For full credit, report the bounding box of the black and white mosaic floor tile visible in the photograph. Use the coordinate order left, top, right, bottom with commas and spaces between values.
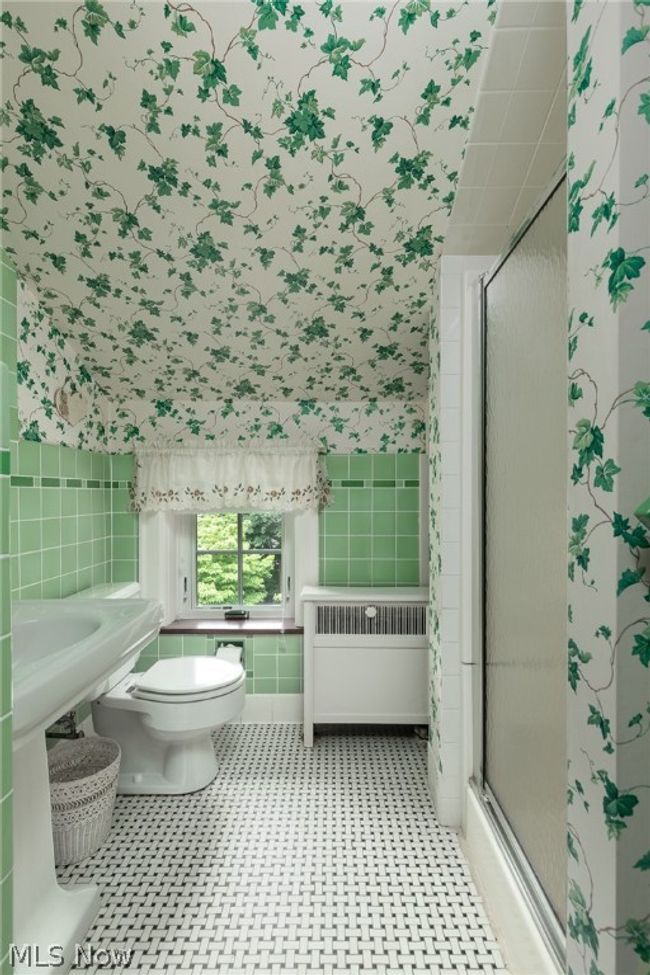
58, 724, 508, 975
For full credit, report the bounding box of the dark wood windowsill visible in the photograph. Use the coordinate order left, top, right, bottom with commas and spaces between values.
161, 618, 303, 636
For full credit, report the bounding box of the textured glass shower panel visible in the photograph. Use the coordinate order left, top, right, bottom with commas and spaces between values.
484, 185, 567, 926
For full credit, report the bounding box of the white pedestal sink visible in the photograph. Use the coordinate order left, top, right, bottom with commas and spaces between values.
12, 598, 161, 975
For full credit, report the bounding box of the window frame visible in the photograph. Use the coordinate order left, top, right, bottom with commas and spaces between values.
179, 512, 294, 620
194, 512, 283, 612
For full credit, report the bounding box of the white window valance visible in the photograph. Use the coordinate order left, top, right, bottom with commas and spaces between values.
131, 447, 329, 513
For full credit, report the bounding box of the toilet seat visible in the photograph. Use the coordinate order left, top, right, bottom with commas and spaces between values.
131, 656, 245, 703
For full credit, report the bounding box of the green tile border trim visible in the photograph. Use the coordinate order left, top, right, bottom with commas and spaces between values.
0, 453, 8, 477
11, 476, 131, 490
329, 478, 419, 489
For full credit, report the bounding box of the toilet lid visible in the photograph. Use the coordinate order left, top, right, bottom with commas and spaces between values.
132, 656, 244, 698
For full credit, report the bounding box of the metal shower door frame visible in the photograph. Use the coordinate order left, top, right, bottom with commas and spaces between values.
474, 173, 568, 972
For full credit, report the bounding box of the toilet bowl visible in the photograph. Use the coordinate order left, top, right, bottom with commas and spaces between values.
70, 584, 246, 795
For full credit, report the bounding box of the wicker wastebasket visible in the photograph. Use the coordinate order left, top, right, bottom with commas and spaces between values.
48, 737, 121, 865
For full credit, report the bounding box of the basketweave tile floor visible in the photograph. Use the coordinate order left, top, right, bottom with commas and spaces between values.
58, 724, 508, 975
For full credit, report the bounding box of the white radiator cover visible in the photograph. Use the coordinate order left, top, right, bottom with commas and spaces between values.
301, 586, 429, 746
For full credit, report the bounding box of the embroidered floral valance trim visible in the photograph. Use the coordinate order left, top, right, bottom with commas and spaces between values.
131, 447, 329, 513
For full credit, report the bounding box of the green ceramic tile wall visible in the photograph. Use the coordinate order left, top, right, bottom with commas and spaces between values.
9, 446, 137, 732
0, 254, 15, 973
9, 445, 138, 599
110, 453, 138, 584
10, 442, 111, 599
320, 453, 422, 586
136, 633, 303, 695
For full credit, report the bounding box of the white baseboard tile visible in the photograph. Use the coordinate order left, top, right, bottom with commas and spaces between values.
427, 740, 438, 798
436, 794, 462, 827
427, 743, 462, 828
240, 694, 303, 723
461, 788, 561, 975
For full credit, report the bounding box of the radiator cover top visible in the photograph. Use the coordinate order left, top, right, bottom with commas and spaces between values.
315, 603, 427, 637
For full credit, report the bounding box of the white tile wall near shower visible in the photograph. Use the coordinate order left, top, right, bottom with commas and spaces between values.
437, 257, 464, 826
441, 574, 461, 609
441, 408, 461, 443
442, 474, 460, 509
435, 255, 494, 828
442, 506, 461, 543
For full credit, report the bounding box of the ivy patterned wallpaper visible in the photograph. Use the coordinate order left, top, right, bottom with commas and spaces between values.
17, 283, 108, 450
1, 0, 496, 451
426, 267, 442, 802
108, 394, 426, 451
17, 274, 425, 449
16, 274, 426, 450
566, 2, 649, 974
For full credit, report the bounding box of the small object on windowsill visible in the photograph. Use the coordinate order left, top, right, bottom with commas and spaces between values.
224, 609, 250, 621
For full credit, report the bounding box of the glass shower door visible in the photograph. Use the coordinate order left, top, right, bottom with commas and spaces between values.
482, 180, 567, 937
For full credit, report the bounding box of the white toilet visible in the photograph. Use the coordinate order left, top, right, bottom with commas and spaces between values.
71, 584, 246, 795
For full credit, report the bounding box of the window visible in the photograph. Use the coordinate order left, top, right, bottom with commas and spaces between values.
194, 512, 283, 610
141, 508, 315, 624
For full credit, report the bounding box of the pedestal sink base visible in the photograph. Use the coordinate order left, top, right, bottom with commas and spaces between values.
13, 734, 100, 975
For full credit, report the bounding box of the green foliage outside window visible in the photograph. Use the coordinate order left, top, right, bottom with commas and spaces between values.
196, 512, 282, 607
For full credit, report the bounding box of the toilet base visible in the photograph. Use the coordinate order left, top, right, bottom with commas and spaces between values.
113, 732, 219, 795
116, 763, 216, 795
92, 703, 222, 795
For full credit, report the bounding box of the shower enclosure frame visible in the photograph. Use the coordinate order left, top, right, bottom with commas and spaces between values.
474, 173, 567, 973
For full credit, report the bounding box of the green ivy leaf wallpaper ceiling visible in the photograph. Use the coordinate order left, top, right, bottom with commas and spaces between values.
1, 0, 495, 451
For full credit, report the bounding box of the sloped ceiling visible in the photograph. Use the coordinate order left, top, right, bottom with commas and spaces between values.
1, 0, 496, 403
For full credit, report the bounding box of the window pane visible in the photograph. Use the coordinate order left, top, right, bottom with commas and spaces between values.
242, 513, 282, 551
242, 553, 281, 605
196, 553, 239, 606
196, 513, 238, 552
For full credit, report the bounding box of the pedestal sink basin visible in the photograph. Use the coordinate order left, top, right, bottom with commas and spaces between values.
13, 598, 161, 743
12, 597, 162, 975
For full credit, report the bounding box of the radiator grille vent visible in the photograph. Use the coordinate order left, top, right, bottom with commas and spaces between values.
316, 604, 427, 636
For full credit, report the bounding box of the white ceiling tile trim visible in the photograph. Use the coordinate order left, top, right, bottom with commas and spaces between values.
446, 2, 567, 255
480, 29, 529, 91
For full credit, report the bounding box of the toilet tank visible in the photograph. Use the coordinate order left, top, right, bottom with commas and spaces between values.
68, 581, 150, 692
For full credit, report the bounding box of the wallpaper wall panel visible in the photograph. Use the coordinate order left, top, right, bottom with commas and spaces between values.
566, 3, 650, 973
1, 0, 497, 446
427, 265, 443, 813
107, 396, 427, 452
17, 280, 427, 451
17, 284, 108, 451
